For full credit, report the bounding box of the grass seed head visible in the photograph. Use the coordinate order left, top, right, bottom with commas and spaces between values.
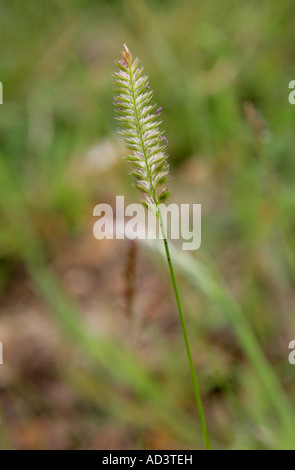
113, 45, 170, 208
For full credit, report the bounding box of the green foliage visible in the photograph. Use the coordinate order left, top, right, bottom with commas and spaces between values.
1, 0, 295, 450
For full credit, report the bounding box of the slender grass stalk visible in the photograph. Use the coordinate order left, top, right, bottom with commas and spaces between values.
113, 44, 210, 449
157, 210, 211, 450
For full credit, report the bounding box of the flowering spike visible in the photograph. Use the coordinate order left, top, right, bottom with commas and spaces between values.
113, 46, 211, 452
113, 45, 170, 207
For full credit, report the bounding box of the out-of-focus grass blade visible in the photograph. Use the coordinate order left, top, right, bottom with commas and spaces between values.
144, 237, 295, 448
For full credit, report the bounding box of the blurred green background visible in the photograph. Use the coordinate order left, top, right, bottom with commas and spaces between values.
0, 0, 295, 450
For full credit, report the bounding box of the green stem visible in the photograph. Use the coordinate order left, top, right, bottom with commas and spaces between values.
127, 59, 210, 449
157, 207, 211, 450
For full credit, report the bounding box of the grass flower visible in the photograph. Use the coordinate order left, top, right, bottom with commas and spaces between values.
113, 44, 211, 450
113, 44, 170, 209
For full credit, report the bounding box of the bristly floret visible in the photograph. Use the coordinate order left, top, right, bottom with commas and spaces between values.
113, 44, 170, 208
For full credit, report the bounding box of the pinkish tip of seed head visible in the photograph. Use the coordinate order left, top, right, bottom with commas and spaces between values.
122, 44, 132, 66
156, 106, 162, 115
